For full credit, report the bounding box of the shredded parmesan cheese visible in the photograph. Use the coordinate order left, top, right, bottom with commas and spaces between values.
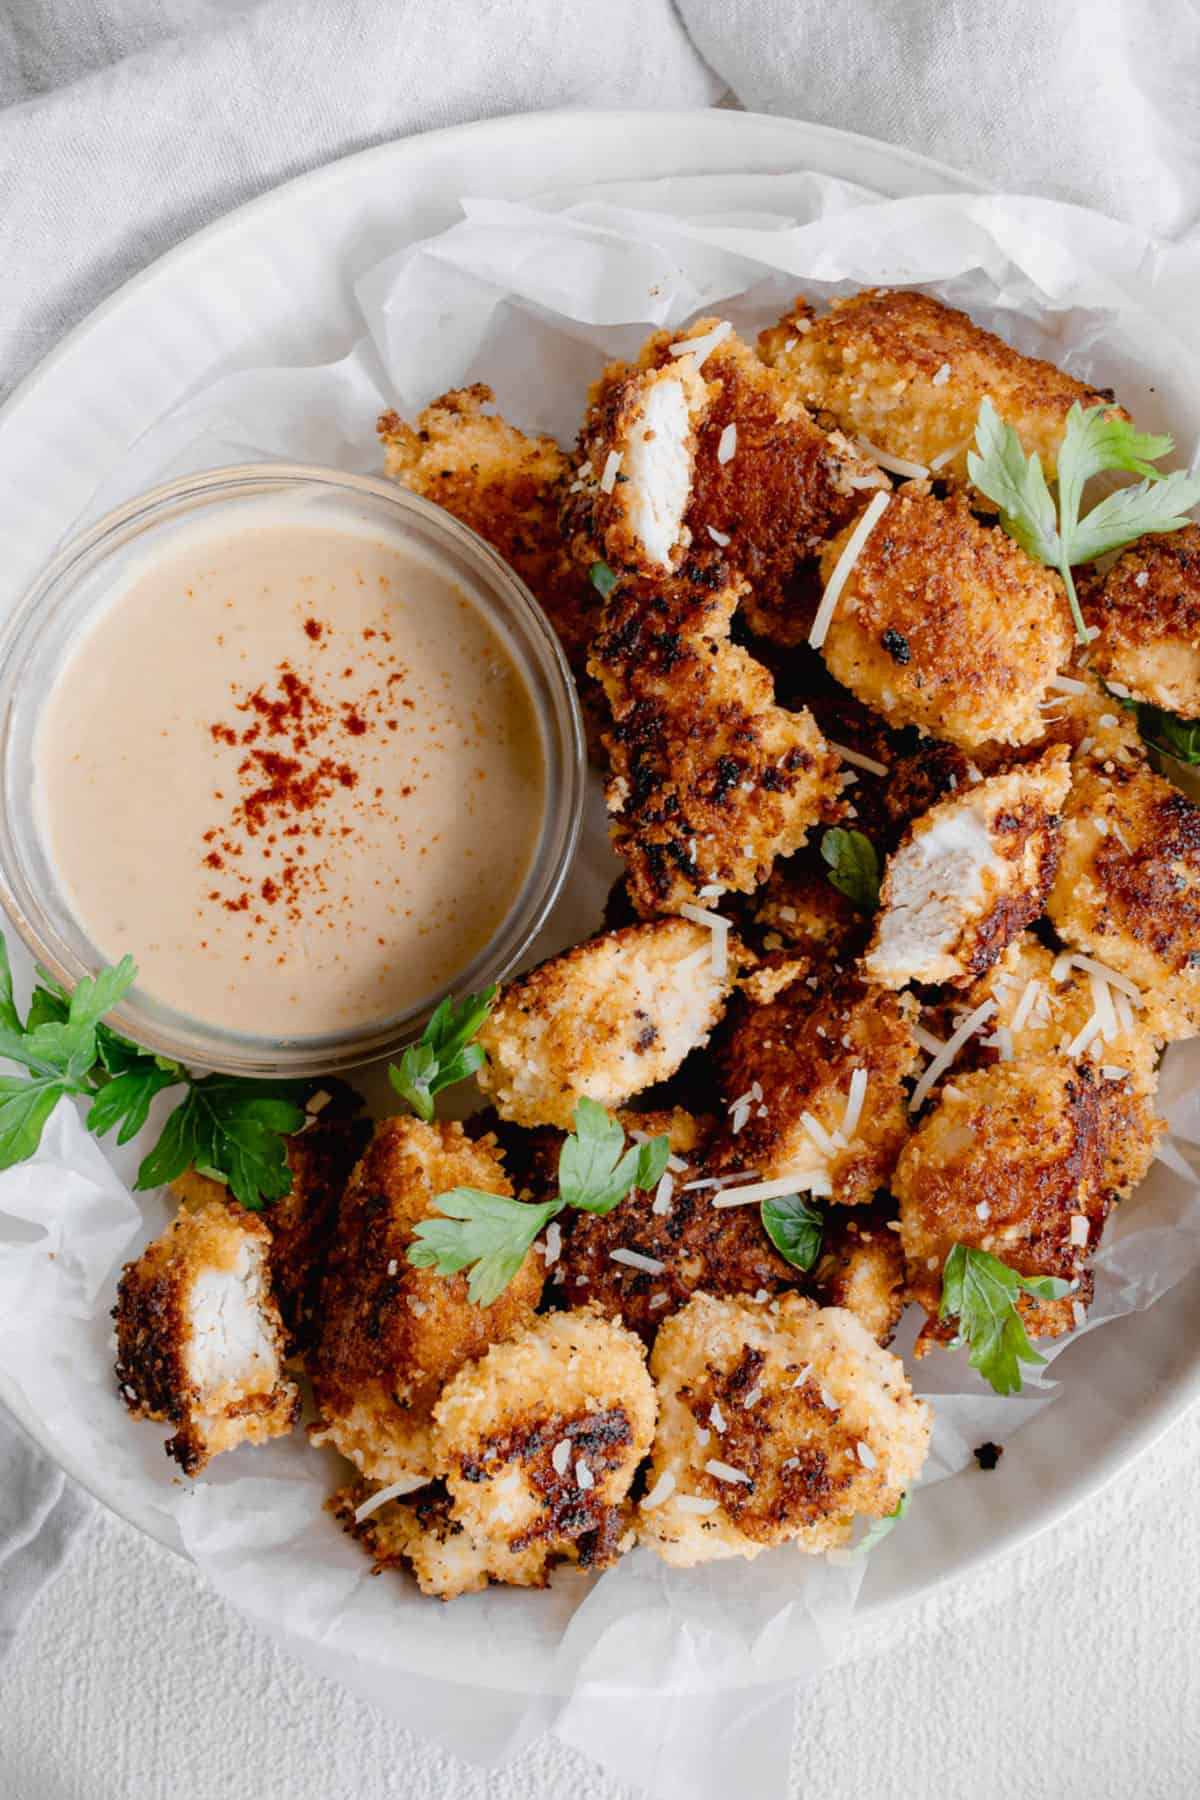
1010, 978, 1042, 1033
1070, 954, 1142, 1002
841, 1067, 868, 1141
711, 1170, 834, 1208
800, 1111, 839, 1158
809, 490, 891, 650
668, 319, 732, 367
717, 422, 737, 464
909, 1000, 997, 1112
652, 1172, 675, 1216
640, 1470, 676, 1511
705, 1458, 750, 1485
707, 525, 731, 547
679, 901, 730, 979
610, 1248, 666, 1275
1069, 1214, 1090, 1247
353, 1474, 429, 1523
675, 1494, 719, 1515
599, 449, 622, 494
826, 739, 889, 778
854, 435, 929, 478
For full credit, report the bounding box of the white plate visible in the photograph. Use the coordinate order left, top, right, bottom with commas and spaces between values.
0, 107, 1195, 1631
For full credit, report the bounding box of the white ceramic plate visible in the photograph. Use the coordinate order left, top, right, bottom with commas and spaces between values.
1, 108, 1196, 1628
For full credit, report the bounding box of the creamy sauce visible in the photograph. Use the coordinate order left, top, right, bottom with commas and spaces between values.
35, 518, 546, 1038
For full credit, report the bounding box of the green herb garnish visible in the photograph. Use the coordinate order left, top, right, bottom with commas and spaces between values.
1117, 698, 1200, 766
407, 1096, 671, 1304
761, 1193, 824, 1272
820, 827, 880, 911
855, 1490, 910, 1556
389, 986, 497, 1122
135, 1076, 308, 1211
967, 397, 1200, 645
939, 1243, 1072, 1395
589, 559, 619, 600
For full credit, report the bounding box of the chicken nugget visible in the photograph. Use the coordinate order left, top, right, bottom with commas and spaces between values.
639, 1293, 930, 1565
714, 974, 920, 1200
591, 569, 844, 912
760, 289, 1124, 488
114, 1195, 299, 1475
865, 747, 1070, 989
1080, 524, 1200, 718
818, 489, 1073, 749
308, 1119, 542, 1481
894, 1057, 1108, 1349
475, 920, 744, 1129
746, 846, 869, 980
811, 1200, 908, 1346
332, 1484, 493, 1600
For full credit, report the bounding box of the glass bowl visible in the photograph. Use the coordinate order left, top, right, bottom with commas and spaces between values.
0, 465, 585, 1076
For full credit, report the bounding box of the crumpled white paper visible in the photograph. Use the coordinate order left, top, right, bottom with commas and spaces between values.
5, 170, 1200, 1800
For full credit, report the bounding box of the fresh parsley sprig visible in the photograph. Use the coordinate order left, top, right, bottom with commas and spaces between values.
940, 1243, 1071, 1395
389, 987, 497, 1123
967, 397, 1200, 645
407, 1096, 671, 1305
855, 1490, 910, 1557
589, 560, 619, 600
821, 827, 880, 912
1114, 696, 1200, 766
761, 1193, 824, 1272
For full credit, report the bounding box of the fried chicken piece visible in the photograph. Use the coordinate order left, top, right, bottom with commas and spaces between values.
171, 1082, 368, 1353
332, 1484, 494, 1600
811, 1201, 908, 1346
475, 919, 745, 1129
378, 386, 604, 747
747, 845, 868, 978
1080, 525, 1200, 717
865, 747, 1070, 989
114, 1196, 299, 1475
639, 1293, 930, 1565
308, 1119, 542, 1481
552, 1110, 797, 1341
894, 1057, 1108, 1350
759, 289, 1125, 488
403, 1308, 656, 1595
714, 975, 920, 1200
590, 569, 843, 912
818, 488, 1074, 749
563, 321, 886, 647
964, 934, 1164, 1198
1046, 733, 1200, 1039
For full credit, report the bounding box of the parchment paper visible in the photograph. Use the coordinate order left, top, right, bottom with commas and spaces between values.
4, 171, 1200, 1800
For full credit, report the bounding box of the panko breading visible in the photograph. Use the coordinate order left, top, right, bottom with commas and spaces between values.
475, 919, 744, 1129
1046, 735, 1200, 1039
894, 1058, 1108, 1349
715, 975, 920, 1199
308, 1119, 542, 1481
818, 489, 1074, 749
639, 1294, 930, 1565
114, 1196, 298, 1475
759, 289, 1124, 488
564, 321, 886, 646
590, 569, 844, 912
422, 1308, 656, 1594
965, 934, 1164, 1198
378, 386, 603, 743
865, 748, 1070, 989
333, 1485, 494, 1600
171, 1082, 368, 1353
811, 1201, 908, 1346
747, 846, 869, 978
1080, 525, 1200, 716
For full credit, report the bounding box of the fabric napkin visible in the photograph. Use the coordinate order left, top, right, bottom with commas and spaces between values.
3, 0, 1199, 1673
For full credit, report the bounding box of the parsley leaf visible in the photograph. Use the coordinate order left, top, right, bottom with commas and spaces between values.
967, 397, 1200, 645
408, 1188, 563, 1306
407, 1099, 672, 1301
389, 986, 497, 1122
1125, 701, 1200, 765
589, 560, 618, 600
135, 1076, 308, 1212
855, 1490, 910, 1556
761, 1193, 824, 1272
821, 827, 880, 911
939, 1243, 1071, 1395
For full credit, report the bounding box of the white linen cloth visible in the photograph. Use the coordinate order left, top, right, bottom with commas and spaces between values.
2, 0, 1199, 1688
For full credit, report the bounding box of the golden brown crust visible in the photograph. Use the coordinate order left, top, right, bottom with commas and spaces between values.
759, 288, 1125, 487
819, 488, 1074, 749
812, 1201, 908, 1346
308, 1118, 543, 1480
590, 568, 844, 912
746, 845, 869, 977
1081, 525, 1200, 716
714, 974, 921, 1198
894, 1057, 1108, 1347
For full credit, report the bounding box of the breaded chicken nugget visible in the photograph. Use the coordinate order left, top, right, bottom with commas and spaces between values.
114, 1196, 299, 1475
760, 289, 1124, 488
332, 1484, 493, 1600
308, 1119, 542, 1481
714, 975, 920, 1199
811, 1201, 908, 1346
378, 386, 604, 746
747, 846, 869, 979
865, 748, 1070, 989
552, 1110, 796, 1340
476, 920, 744, 1129
422, 1308, 656, 1593
171, 1082, 368, 1353
1046, 735, 1200, 1038
965, 934, 1164, 1198
590, 569, 844, 912
1080, 524, 1200, 717
818, 489, 1073, 749
639, 1294, 930, 1564
894, 1057, 1108, 1348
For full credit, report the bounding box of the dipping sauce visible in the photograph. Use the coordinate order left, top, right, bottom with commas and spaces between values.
35, 517, 546, 1038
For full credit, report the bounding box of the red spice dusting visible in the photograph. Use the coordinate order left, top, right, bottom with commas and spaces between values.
304, 618, 324, 641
